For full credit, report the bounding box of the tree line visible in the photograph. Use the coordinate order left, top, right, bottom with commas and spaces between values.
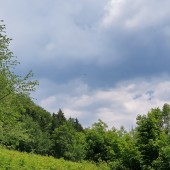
0, 22, 170, 170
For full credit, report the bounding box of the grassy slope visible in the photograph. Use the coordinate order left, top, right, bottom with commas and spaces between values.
0, 148, 109, 170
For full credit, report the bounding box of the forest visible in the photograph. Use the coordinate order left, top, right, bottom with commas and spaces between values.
0, 22, 170, 170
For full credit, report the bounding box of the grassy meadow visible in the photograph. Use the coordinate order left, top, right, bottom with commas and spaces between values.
0, 148, 109, 170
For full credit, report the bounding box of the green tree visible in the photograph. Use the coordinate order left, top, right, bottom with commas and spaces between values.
68, 117, 84, 132
17, 114, 52, 155
118, 132, 141, 170
85, 120, 109, 162
51, 109, 66, 131
136, 108, 164, 168
0, 21, 38, 101
162, 104, 170, 135
22, 97, 52, 132
0, 21, 38, 151
51, 122, 86, 161
0, 120, 30, 150
153, 145, 170, 170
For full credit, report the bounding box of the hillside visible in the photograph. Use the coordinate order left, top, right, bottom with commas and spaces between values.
0, 147, 109, 170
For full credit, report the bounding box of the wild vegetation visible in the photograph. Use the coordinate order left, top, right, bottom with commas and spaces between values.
0, 147, 109, 170
0, 22, 170, 169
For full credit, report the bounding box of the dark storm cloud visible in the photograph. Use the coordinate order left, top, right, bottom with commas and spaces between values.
1, 0, 170, 88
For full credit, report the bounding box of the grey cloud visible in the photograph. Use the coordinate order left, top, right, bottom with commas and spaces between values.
1, 0, 170, 128
3, 0, 170, 88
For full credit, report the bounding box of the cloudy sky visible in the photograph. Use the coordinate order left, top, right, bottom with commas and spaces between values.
1, 0, 170, 129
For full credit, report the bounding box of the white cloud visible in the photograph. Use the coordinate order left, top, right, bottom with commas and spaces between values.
37, 76, 170, 129
102, 0, 170, 30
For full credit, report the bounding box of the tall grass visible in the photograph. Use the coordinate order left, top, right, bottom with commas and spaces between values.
0, 148, 109, 170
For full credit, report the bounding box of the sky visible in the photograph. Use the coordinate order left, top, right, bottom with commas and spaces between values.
1, 0, 170, 129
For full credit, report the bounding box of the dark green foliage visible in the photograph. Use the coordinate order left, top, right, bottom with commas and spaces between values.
136, 108, 169, 169
85, 120, 109, 162
68, 117, 84, 132
17, 114, 52, 155
51, 121, 86, 161
162, 103, 170, 135
118, 133, 141, 169
85, 121, 141, 169
153, 145, 170, 170
136, 109, 161, 161
21, 97, 52, 132
51, 109, 66, 131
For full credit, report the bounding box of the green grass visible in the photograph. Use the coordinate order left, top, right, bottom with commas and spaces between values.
0, 148, 109, 170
